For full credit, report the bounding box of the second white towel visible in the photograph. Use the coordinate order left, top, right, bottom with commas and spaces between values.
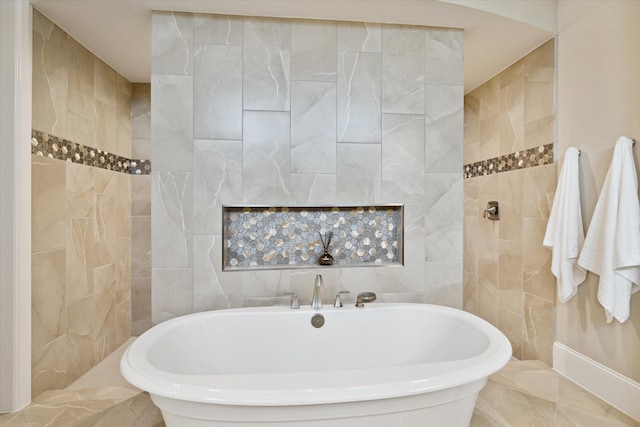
578, 136, 640, 323
543, 147, 586, 303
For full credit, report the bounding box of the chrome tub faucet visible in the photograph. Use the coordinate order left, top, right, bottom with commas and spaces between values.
311, 274, 324, 309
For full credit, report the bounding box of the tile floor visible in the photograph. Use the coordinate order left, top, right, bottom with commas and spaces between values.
472, 360, 639, 426
1, 356, 638, 426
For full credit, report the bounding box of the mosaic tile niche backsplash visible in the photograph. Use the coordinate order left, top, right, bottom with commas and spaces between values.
224, 206, 403, 270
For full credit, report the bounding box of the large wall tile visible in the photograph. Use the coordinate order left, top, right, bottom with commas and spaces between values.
291, 81, 337, 174
194, 44, 242, 140
424, 174, 463, 262
32, 249, 67, 352
522, 163, 555, 219
382, 25, 425, 114
32, 11, 68, 138
498, 169, 523, 241
152, 268, 194, 323
291, 20, 336, 81
243, 111, 293, 203
151, 74, 194, 171
94, 193, 116, 267
32, 155, 68, 252
425, 29, 463, 86
132, 84, 151, 141
151, 12, 194, 75
337, 51, 382, 143
243, 17, 290, 111
152, 171, 194, 267
193, 235, 243, 311
522, 218, 554, 302
499, 62, 525, 156
193, 140, 242, 235
67, 38, 95, 123
381, 114, 425, 203
337, 21, 381, 53
290, 174, 337, 204
336, 143, 381, 204
131, 216, 151, 277
31, 335, 67, 398
194, 14, 243, 45
425, 84, 463, 173
522, 292, 553, 364
67, 218, 94, 303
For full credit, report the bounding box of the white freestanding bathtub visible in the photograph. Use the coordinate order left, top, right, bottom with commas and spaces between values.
121, 303, 511, 427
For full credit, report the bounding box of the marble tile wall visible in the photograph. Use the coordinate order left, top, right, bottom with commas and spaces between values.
31, 10, 132, 397
131, 84, 152, 336
463, 39, 556, 364
151, 12, 464, 323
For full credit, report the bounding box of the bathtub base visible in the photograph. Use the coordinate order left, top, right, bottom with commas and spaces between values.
152, 378, 485, 427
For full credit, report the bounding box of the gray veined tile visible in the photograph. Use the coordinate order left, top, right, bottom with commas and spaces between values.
152, 268, 194, 324
194, 44, 242, 140
291, 20, 337, 81
381, 114, 425, 203
243, 17, 291, 111
151, 11, 194, 75
242, 111, 293, 204
151, 171, 193, 268
336, 143, 381, 204
194, 13, 243, 45
291, 81, 337, 174
426, 28, 464, 86
337, 21, 382, 53
290, 174, 337, 205
193, 140, 242, 235
337, 51, 382, 143
425, 84, 464, 173
381, 25, 426, 114
424, 173, 463, 262
193, 235, 242, 311
151, 74, 194, 171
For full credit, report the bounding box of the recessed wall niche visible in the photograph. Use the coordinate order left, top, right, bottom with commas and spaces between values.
223, 205, 404, 270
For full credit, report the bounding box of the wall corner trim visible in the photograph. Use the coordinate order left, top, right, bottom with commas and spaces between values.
553, 341, 640, 422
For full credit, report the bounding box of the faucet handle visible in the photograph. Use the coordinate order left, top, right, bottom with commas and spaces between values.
334, 291, 350, 308
283, 292, 300, 309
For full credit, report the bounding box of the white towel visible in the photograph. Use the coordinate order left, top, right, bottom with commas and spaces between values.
543, 147, 587, 303
578, 136, 640, 323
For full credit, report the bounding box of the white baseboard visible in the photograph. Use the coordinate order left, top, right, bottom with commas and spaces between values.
553, 341, 640, 421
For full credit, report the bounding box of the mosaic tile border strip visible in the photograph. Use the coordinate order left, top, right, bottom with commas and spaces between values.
31, 130, 151, 175
464, 143, 554, 179
223, 205, 404, 271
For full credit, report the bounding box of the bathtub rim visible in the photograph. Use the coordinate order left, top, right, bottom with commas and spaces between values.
121, 303, 512, 406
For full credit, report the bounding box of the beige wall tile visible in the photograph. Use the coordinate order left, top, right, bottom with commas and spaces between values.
67, 218, 94, 303
116, 299, 132, 346
32, 15, 68, 138
31, 11, 134, 398
464, 41, 555, 362
67, 38, 95, 122
115, 173, 131, 239
499, 62, 524, 156
522, 292, 553, 364
498, 239, 523, 314
463, 272, 479, 315
498, 169, 523, 241
522, 218, 554, 302
522, 163, 555, 219
31, 335, 67, 398
116, 237, 131, 305
94, 193, 117, 267
67, 162, 94, 218
32, 155, 68, 252
32, 249, 67, 351
498, 306, 522, 359
478, 258, 498, 325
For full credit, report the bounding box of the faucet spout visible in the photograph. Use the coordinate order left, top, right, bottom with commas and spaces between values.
311, 274, 323, 309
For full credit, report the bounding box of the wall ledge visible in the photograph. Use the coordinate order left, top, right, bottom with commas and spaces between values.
553, 341, 640, 422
